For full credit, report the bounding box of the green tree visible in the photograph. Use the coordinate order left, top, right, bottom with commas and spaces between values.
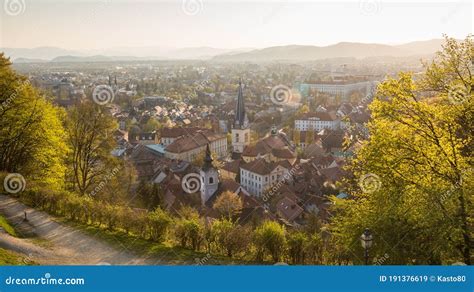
0, 53, 68, 188
66, 100, 117, 195
142, 118, 160, 132
174, 206, 204, 251
287, 231, 308, 264
212, 218, 250, 257
331, 36, 473, 265
136, 180, 163, 210
254, 221, 286, 262
147, 207, 173, 242
213, 191, 243, 219
292, 130, 301, 147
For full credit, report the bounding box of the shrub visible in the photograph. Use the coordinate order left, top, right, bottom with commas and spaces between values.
254, 221, 286, 262
147, 208, 172, 242
287, 231, 308, 264
212, 218, 251, 258
174, 207, 204, 251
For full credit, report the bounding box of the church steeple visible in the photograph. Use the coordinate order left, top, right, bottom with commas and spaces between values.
200, 143, 219, 205
231, 78, 251, 154
202, 143, 214, 171
234, 78, 248, 129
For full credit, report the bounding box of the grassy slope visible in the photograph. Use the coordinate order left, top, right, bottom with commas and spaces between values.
0, 215, 37, 265
0, 248, 25, 265
0, 215, 18, 237
0, 215, 22, 265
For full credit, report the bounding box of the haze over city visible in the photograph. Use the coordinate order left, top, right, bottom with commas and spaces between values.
1, 0, 472, 51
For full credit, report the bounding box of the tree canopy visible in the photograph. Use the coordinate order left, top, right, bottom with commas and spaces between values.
330, 36, 473, 265
0, 53, 69, 189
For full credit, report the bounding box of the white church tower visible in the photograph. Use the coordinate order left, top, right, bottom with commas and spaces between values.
231, 79, 250, 154
200, 144, 219, 205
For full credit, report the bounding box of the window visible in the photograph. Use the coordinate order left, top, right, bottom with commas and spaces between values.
209, 177, 214, 184
235, 133, 239, 143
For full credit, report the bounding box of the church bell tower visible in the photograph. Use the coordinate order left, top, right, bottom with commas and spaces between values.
231, 79, 250, 154
200, 144, 219, 205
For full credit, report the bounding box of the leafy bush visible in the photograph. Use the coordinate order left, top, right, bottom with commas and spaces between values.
254, 221, 286, 262
147, 208, 172, 242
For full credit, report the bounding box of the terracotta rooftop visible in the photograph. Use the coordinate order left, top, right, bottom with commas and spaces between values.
222, 159, 244, 174
240, 158, 291, 176
165, 130, 225, 154
161, 127, 205, 138
298, 111, 338, 121
276, 197, 304, 222
243, 132, 294, 157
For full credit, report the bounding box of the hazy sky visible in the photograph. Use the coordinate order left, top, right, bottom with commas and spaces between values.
0, 0, 472, 49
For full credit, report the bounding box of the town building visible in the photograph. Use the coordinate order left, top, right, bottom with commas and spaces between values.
294, 112, 341, 131
298, 81, 374, 99
164, 129, 227, 162
160, 127, 207, 146
242, 127, 296, 164
240, 158, 292, 197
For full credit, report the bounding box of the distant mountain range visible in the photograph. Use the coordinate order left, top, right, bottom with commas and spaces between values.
212, 39, 446, 62
1, 39, 446, 63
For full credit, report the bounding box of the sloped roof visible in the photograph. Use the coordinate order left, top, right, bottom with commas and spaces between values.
165, 130, 225, 154
240, 158, 290, 176
276, 197, 304, 222
243, 133, 294, 157
160, 127, 205, 138
222, 159, 244, 174
298, 111, 338, 121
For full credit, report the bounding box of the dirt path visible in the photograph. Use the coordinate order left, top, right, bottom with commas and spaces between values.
0, 195, 159, 265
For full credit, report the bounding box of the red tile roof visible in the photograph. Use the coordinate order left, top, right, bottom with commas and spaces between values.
165, 129, 225, 154
240, 158, 291, 176
243, 133, 294, 158
276, 197, 304, 222
160, 127, 205, 138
